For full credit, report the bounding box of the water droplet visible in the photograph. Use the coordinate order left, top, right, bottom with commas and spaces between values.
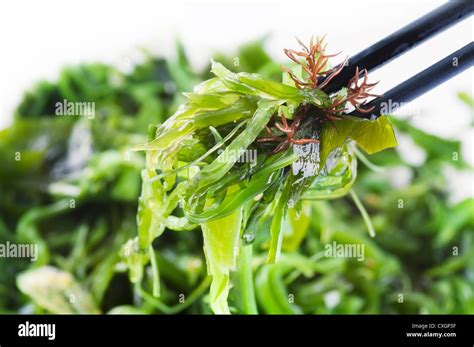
242, 233, 255, 244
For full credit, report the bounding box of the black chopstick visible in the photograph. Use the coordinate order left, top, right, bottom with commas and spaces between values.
321, 1, 473, 94
350, 41, 474, 119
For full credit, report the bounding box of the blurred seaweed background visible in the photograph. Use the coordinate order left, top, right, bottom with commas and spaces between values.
0, 40, 472, 314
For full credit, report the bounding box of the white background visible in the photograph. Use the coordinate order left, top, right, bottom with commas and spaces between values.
0, 0, 472, 199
